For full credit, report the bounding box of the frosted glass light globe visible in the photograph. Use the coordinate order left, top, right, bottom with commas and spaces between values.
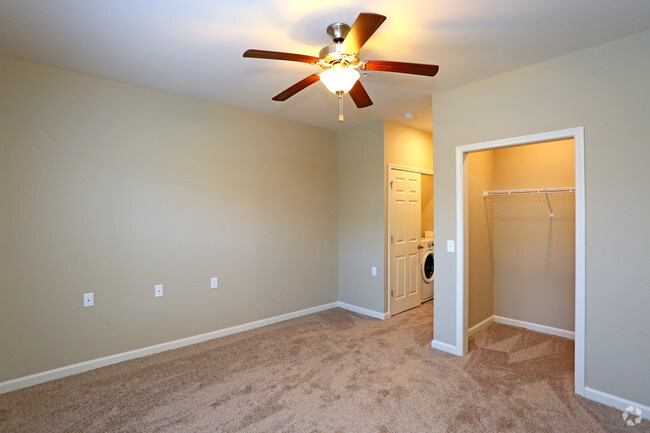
320, 66, 360, 93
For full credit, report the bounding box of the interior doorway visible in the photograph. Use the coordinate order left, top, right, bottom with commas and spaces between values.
454, 127, 586, 397
387, 165, 434, 317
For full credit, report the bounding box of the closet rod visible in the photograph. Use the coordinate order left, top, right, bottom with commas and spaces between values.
483, 187, 575, 218
482, 187, 575, 197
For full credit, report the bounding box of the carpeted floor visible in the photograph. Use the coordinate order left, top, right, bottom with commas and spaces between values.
0, 301, 647, 432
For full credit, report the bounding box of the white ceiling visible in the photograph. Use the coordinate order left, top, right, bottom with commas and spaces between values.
1, 1, 649, 132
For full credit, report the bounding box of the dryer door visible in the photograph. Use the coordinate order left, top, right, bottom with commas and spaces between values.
421, 250, 434, 284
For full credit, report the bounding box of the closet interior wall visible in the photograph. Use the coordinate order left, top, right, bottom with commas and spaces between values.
468, 138, 575, 331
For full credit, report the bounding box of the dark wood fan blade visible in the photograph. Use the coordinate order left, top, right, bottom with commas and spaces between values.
243, 49, 318, 64
363, 61, 439, 77
272, 74, 320, 101
342, 13, 386, 54
349, 80, 373, 108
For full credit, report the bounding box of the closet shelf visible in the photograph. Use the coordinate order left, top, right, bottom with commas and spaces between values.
483, 187, 575, 218
482, 187, 575, 197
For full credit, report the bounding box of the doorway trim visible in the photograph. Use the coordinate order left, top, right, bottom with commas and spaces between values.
386, 164, 434, 317
454, 127, 585, 396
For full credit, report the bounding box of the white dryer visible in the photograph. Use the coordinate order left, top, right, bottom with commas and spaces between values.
419, 238, 434, 301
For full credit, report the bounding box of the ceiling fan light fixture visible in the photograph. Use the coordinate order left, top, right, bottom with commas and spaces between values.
320, 65, 360, 94
243, 12, 439, 121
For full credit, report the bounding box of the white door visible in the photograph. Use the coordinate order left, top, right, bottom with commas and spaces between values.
389, 169, 421, 315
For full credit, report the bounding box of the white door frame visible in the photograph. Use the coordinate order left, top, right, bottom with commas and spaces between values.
387, 164, 434, 317
454, 127, 586, 396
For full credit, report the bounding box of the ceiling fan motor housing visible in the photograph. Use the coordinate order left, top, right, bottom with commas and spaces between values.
318, 43, 359, 68
320, 24, 360, 68
320, 22, 369, 69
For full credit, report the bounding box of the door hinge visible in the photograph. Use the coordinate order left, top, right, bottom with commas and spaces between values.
390, 181, 393, 189
390, 236, 393, 243
391, 290, 394, 297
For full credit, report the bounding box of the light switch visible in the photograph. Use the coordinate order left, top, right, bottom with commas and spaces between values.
447, 240, 455, 253
154, 284, 163, 297
371, 267, 377, 276
83, 292, 94, 307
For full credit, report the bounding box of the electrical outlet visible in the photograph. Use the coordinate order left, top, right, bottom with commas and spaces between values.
447, 240, 455, 253
371, 267, 377, 276
154, 284, 163, 297
83, 292, 94, 307
211, 277, 218, 289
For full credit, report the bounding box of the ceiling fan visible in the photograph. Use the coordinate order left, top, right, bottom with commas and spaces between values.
243, 12, 439, 122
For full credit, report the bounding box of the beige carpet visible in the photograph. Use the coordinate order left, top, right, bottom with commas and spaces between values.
0, 302, 647, 432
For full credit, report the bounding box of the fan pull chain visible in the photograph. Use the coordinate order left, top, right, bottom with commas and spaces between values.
337, 90, 344, 122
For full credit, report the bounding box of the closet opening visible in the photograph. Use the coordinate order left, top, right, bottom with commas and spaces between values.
454, 127, 586, 397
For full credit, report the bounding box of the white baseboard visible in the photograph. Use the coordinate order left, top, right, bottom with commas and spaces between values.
4, 303, 646, 419
0, 302, 339, 395
337, 302, 388, 320
431, 339, 457, 355
468, 316, 495, 336
493, 315, 575, 340
585, 387, 650, 415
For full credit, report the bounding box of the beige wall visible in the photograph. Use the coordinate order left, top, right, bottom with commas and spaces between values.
383, 121, 433, 312
0, 55, 339, 382
337, 120, 385, 312
421, 174, 434, 237
432, 31, 650, 404
492, 139, 575, 331
383, 120, 434, 171
467, 150, 494, 328
337, 120, 433, 315
492, 139, 575, 189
